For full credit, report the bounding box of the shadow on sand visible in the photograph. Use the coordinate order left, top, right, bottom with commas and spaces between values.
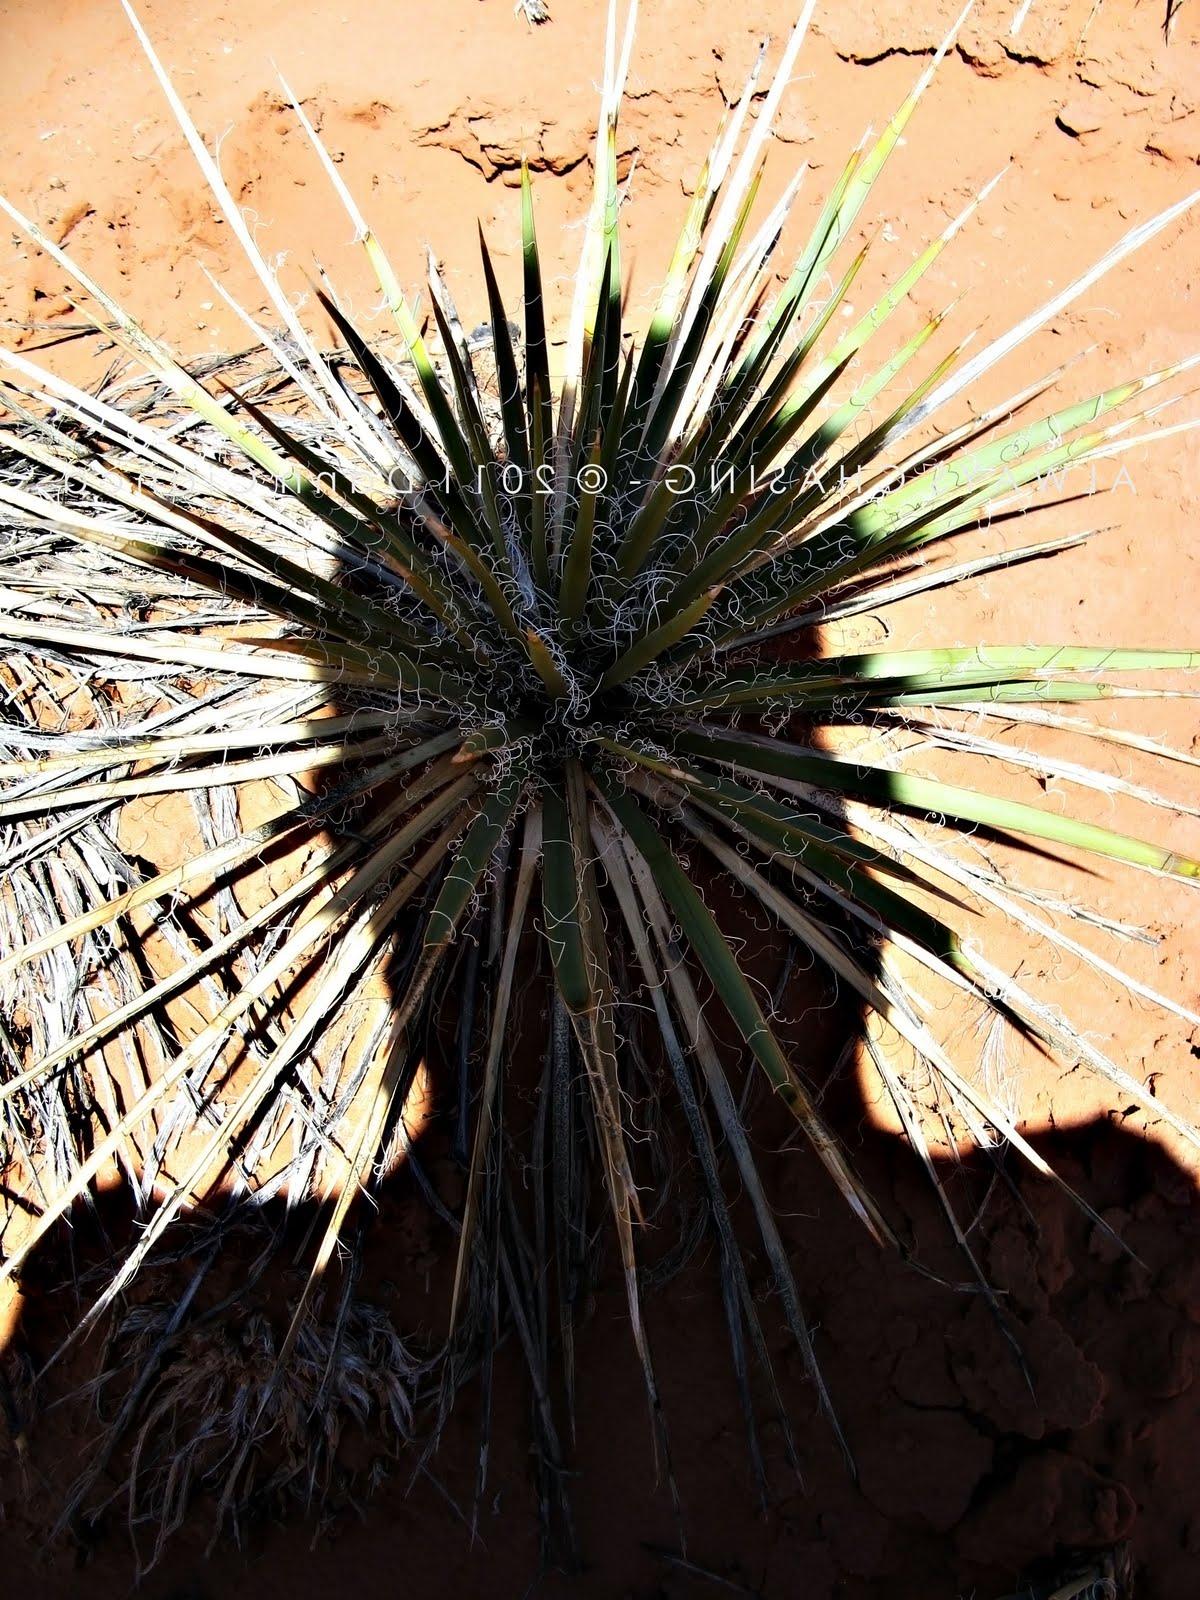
0, 896, 1197, 1600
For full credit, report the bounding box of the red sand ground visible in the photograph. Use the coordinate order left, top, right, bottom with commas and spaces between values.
0, 1, 1198, 1595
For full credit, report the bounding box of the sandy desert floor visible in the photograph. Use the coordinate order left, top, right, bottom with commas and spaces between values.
0, 1, 1199, 1596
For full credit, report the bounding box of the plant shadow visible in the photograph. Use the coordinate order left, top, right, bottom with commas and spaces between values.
0, 872, 1197, 1600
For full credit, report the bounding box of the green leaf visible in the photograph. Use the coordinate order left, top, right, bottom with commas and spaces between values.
600, 779, 894, 1244
540, 784, 590, 1012
521, 161, 553, 456
424, 770, 526, 949
678, 725, 1200, 881
558, 430, 603, 625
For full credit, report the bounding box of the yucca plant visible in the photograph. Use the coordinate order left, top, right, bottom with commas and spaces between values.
1, 0, 1198, 1542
